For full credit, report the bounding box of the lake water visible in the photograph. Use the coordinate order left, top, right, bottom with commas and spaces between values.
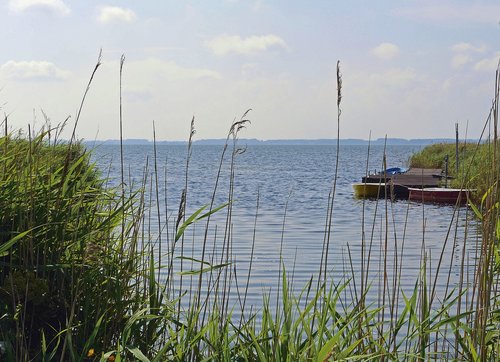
91, 144, 479, 312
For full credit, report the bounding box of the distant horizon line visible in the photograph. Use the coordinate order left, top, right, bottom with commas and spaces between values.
84, 137, 477, 146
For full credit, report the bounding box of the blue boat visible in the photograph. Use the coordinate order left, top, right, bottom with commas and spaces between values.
380, 167, 408, 175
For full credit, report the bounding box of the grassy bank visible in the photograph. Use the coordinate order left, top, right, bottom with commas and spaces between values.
0, 128, 152, 360
409, 141, 498, 201
0, 59, 498, 361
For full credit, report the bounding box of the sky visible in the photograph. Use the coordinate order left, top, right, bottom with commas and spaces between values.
1, 0, 499, 141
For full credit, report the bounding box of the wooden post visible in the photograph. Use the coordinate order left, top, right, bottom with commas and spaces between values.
444, 155, 449, 188
455, 123, 459, 174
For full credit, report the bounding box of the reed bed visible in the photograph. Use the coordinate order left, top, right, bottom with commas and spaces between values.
0, 58, 498, 361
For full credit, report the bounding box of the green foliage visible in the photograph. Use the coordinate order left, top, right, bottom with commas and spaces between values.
409, 142, 499, 200
409, 142, 462, 169
0, 129, 163, 360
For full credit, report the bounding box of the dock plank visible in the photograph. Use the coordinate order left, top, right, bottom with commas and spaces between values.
405, 168, 442, 176
361, 168, 443, 188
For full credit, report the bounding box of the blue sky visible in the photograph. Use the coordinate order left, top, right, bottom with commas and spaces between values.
1, 0, 499, 141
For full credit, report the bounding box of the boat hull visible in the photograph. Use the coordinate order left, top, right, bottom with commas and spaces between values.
408, 187, 472, 205
352, 183, 387, 198
352, 182, 410, 199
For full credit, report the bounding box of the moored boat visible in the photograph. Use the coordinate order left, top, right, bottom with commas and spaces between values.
380, 167, 409, 175
352, 182, 387, 198
407, 187, 473, 205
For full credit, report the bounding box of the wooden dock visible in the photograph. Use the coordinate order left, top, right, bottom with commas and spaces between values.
362, 168, 443, 188
360, 168, 444, 199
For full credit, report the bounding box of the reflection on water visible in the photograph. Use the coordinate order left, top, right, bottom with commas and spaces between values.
91, 144, 480, 311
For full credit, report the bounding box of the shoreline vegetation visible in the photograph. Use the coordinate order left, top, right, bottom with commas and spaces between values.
0, 57, 498, 361
409, 141, 497, 204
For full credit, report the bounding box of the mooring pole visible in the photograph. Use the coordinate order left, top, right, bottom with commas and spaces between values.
455, 123, 459, 174
444, 155, 449, 188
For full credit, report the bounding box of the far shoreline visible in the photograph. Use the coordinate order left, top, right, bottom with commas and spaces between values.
84, 137, 478, 146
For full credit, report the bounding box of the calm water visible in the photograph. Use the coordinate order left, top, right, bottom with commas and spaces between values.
91, 144, 479, 310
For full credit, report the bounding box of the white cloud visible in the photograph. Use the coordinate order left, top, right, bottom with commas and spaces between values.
241, 63, 261, 79
368, 68, 417, 87
474, 52, 500, 72
224, 0, 265, 12
97, 6, 136, 24
451, 42, 486, 53
394, 3, 500, 24
450, 43, 498, 71
252, 0, 264, 12
0, 60, 70, 80
9, 0, 70, 15
147, 59, 221, 80
372, 43, 399, 60
451, 53, 471, 69
123, 89, 153, 103
205, 34, 288, 55
104, 58, 221, 82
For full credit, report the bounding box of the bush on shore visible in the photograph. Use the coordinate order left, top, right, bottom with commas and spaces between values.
0, 128, 156, 360
409, 141, 499, 201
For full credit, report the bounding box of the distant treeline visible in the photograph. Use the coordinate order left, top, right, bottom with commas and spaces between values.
87, 138, 478, 146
